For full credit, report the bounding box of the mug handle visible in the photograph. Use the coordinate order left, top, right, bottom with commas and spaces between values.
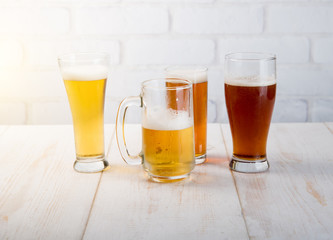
116, 96, 142, 165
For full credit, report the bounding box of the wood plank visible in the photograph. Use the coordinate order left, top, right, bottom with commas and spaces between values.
222, 123, 333, 239
0, 125, 114, 239
325, 122, 333, 134
0, 126, 9, 136
83, 124, 249, 240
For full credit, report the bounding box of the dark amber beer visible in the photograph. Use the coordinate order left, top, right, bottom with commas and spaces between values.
165, 67, 208, 164
193, 80, 207, 160
225, 81, 276, 160
224, 52, 276, 173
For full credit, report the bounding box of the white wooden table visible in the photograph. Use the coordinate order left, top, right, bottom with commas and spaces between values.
0, 123, 333, 239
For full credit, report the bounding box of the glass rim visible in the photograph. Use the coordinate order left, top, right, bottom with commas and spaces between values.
165, 65, 208, 72
225, 52, 276, 62
57, 52, 110, 62
142, 78, 192, 91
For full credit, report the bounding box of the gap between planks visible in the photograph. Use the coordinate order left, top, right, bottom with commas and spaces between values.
81, 125, 117, 240
219, 123, 251, 240
0, 126, 10, 136
324, 122, 333, 134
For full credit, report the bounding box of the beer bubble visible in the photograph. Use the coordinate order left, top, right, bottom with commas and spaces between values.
166, 67, 207, 84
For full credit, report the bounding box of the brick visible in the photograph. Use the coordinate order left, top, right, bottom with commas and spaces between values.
278, 67, 333, 96
124, 39, 215, 65
75, 6, 168, 34
25, 39, 120, 67
0, 70, 66, 98
312, 98, 333, 122
267, 5, 333, 33
0, 8, 69, 34
272, 98, 308, 122
208, 100, 217, 123
219, 37, 309, 64
30, 100, 72, 124
208, 69, 224, 99
313, 38, 333, 64
0, 102, 26, 124
0, 39, 23, 68
107, 68, 162, 98
173, 6, 263, 34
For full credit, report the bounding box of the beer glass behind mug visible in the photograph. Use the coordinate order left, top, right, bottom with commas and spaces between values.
116, 78, 195, 183
58, 52, 109, 173
224, 52, 276, 173
165, 66, 208, 164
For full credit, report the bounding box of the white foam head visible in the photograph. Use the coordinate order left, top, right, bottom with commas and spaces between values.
225, 76, 276, 87
61, 65, 109, 81
166, 67, 207, 84
143, 108, 193, 130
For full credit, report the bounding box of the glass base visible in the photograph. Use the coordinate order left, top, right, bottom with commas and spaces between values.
229, 155, 269, 173
74, 155, 109, 173
195, 154, 206, 164
148, 173, 190, 183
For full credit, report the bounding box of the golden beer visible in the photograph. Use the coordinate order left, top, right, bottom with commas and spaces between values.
142, 126, 195, 178
64, 78, 106, 158
59, 52, 109, 173
116, 78, 195, 182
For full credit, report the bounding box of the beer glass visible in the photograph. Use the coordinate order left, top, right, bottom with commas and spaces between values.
58, 52, 109, 173
224, 53, 276, 173
116, 78, 195, 182
165, 66, 208, 164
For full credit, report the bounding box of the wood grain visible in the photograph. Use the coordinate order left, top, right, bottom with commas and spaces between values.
325, 122, 333, 134
222, 123, 333, 239
0, 125, 114, 240
83, 124, 248, 240
0, 126, 8, 136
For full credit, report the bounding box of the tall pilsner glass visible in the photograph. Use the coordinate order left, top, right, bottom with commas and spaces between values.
224, 53, 276, 173
165, 66, 208, 164
58, 52, 109, 173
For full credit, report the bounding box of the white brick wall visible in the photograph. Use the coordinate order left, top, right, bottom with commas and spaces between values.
74, 6, 169, 34
173, 6, 263, 34
0, 1, 332, 125
124, 39, 215, 64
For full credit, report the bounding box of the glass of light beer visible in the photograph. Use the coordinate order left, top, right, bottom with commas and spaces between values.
224, 52, 276, 173
116, 78, 195, 182
58, 52, 109, 173
165, 66, 208, 164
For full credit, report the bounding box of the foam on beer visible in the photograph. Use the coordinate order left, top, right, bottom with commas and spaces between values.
143, 108, 193, 131
61, 65, 108, 81
225, 76, 276, 87
167, 68, 207, 84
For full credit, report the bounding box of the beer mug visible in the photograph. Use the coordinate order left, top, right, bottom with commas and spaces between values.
58, 52, 109, 173
165, 66, 208, 164
224, 52, 276, 173
116, 78, 195, 182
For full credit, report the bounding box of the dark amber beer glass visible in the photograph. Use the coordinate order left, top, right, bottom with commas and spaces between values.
165, 66, 208, 164
225, 53, 276, 173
